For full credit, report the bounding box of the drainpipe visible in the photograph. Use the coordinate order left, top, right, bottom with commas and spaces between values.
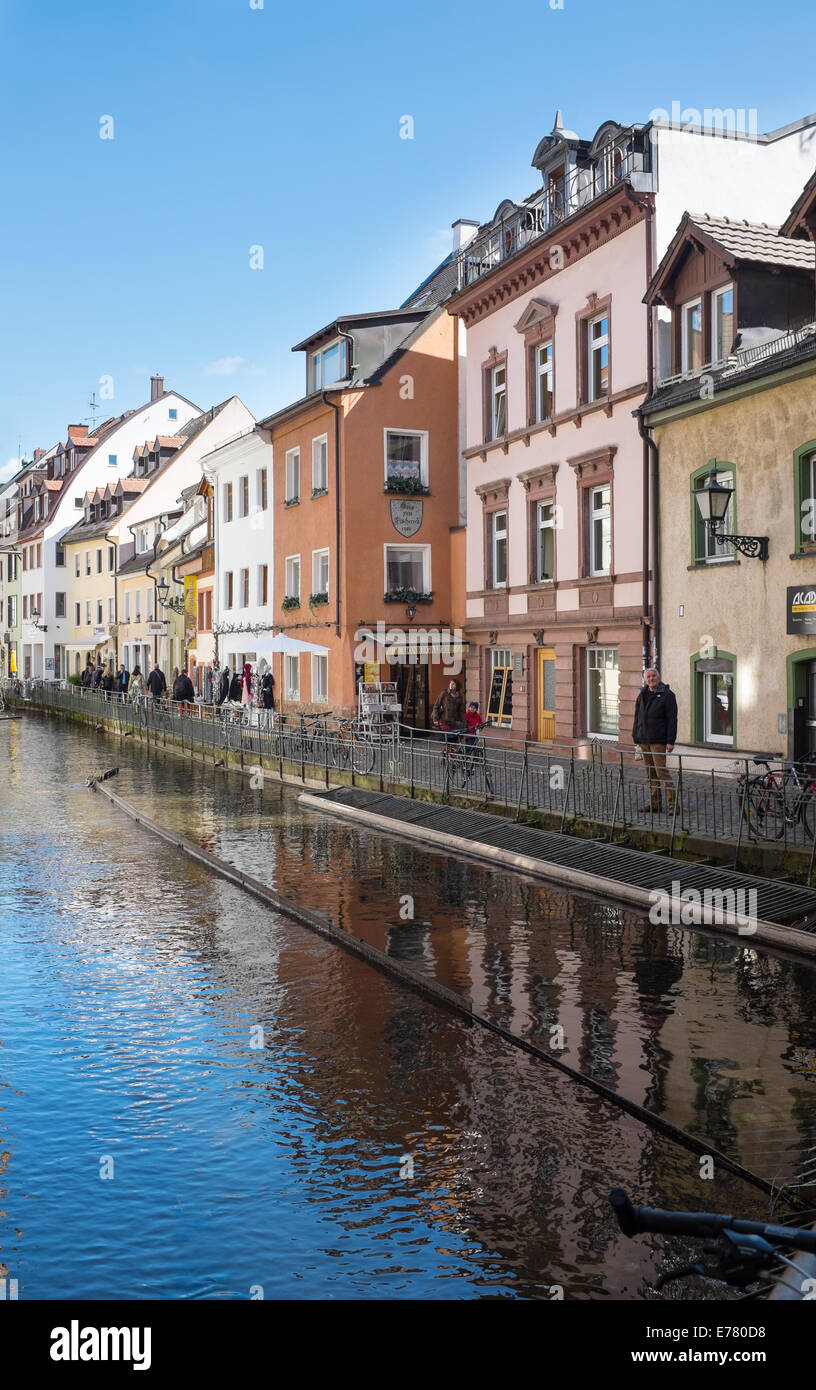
630, 188, 657, 672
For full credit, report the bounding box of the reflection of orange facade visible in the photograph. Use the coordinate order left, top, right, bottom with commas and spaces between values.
257, 309, 464, 724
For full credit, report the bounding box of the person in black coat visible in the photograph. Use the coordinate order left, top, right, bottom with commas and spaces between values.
172, 669, 195, 707
260, 670, 275, 710
632, 668, 678, 813
216, 667, 230, 705
228, 671, 242, 702
147, 665, 167, 701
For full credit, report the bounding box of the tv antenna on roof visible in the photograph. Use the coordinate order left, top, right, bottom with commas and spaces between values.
86, 391, 100, 430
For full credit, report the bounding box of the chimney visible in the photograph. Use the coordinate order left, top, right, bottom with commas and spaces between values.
33, 448, 45, 461
452, 219, 480, 253
151, 374, 165, 401
68, 424, 89, 437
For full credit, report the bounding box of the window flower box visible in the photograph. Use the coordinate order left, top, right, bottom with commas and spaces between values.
384, 476, 429, 496
281, 595, 300, 611
308, 591, 329, 607
284, 496, 300, 508
383, 588, 433, 604
311, 487, 328, 499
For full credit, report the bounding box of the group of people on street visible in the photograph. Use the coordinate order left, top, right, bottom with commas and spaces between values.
432, 678, 487, 751
80, 659, 197, 709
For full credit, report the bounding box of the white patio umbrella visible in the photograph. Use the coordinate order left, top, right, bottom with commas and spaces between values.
251, 632, 331, 714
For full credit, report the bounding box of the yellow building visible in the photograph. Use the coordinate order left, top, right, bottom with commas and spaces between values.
61, 478, 146, 676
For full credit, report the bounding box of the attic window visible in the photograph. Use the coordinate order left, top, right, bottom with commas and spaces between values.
169, 408, 177, 420
108, 454, 117, 466
309, 339, 347, 392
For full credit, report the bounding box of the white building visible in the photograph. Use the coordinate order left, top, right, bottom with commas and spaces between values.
18, 377, 200, 679
202, 427, 275, 678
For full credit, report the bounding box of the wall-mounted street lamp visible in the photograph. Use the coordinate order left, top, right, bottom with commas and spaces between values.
694, 468, 769, 560
31, 606, 48, 632
156, 579, 186, 616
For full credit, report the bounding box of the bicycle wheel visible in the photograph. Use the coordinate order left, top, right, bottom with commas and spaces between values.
447, 751, 468, 789
745, 776, 787, 840
330, 733, 350, 769
351, 735, 375, 775
797, 784, 816, 840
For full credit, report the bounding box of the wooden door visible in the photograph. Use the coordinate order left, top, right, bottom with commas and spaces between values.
537, 647, 556, 742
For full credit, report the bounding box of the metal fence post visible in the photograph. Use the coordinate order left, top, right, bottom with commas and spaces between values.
560, 750, 575, 834
608, 750, 624, 842
515, 742, 529, 822
734, 758, 750, 870
669, 756, 683, 857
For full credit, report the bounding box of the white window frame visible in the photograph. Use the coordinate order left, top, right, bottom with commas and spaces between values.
311, 548, 330, 598
285, 448, 301, 504
224, 571, 233, 609
535, 341, 553, 422
146, 587, 154, 621
240, 567, 249, 608
74, 602, 81, 626
256, 467, 268, 511
85, 600, 91, 626
223, 481, 233, 523
308, 338, 346, 392
586, 646, 620, 739
74, 553, 80, 577
311, 652, 328, 704
383, 428, 429, 488
491, 510, 507, 588
257, 563, 268, 606
108, 596, 115, 622
285, 554, 301, 601
536, 501, 555, 582
589, 484, 611, 577
383, 543, 431, 596
681, 296, 703, 373
711, 283, 734, 363
588, 313, 609, 402
285, 652, 300, 700
703, 670, 735, 746
238, 475, 249, 518
124, 591, 131, 622
491, 364, 506, 439
312, 434, 329, 494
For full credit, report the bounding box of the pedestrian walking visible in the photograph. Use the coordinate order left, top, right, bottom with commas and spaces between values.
101, 667, 115, 695
632, 667, 677, 814
128, 666, 146, 699
81, 660, 94, 689
116, 664, 129, 696
172, 667, 195, 713
147, 663, 167, 703
432, 678, 464, 760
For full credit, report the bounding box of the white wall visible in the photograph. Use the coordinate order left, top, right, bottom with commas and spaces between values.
206, 429, 275, 671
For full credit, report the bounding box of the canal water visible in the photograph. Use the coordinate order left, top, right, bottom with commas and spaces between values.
1, 713, 815, 1300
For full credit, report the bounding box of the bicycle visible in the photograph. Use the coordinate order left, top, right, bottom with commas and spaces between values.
290, 710, 332, 767
329, 717, 376, 775
742, 754, 816, 840
610, 1187, 816, 1297
447, 726, 495, 797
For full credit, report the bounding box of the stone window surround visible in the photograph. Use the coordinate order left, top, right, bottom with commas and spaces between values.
575, 291, 612, 408
519, 463, 559, 587
476, 477, 511, 590
568, 445, 617, 580
481, 347, 508, 448
514, 298, 559, 429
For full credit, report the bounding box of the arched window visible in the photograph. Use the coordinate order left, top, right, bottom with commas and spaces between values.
690, 460, 736, 565
691, 650, 736, 747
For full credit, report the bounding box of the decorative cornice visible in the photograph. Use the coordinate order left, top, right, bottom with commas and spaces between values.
513, 297, 559, 334
474, 478, 511, 505
567, 444, 618, 476
518, 463, 559, 491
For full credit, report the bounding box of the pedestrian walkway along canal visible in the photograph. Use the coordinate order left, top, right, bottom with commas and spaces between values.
2, 715, 815, 1299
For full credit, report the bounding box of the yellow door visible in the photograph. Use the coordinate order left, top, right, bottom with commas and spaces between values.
537, 648, 556, 742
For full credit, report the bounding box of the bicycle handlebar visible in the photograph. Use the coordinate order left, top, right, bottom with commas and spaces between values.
610, 1188, 816, 1254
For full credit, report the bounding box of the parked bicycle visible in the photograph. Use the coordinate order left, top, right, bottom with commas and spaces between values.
443, 724, 494, 797
741, 754, 816, 840
329, 716, 376, 775
610, 1187, 816, 1297
290, 710, 332, 765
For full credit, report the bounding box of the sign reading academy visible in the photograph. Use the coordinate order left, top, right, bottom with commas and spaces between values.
390, 497, 423, 538
787, 586, 816, 635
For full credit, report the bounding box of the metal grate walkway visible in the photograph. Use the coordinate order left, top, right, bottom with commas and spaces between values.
309, 787, 816, 934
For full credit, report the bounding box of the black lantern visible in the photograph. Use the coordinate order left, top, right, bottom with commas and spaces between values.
156, 579, 170, 606
693, 465, 769, 561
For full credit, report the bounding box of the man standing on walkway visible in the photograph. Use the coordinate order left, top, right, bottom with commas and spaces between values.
632, 667, 677, 814
147, 663, 167, 707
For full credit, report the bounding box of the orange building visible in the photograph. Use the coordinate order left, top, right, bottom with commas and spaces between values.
256, 255, 465, 726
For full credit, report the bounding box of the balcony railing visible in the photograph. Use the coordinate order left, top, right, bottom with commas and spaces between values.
456, 135, 653, 291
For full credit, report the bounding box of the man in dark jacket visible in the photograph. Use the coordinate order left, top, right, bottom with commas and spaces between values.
147, 664, 167, 703
81, 661, 94, 688
632, 668, 678, 813
116, 664, 129, 696
172, 667, 195, 711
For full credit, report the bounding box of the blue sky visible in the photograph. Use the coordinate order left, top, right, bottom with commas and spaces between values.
1, 0, 815, 477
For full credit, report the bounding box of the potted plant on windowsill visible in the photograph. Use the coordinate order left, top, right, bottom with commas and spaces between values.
383, 587, 433, 604
284, 495, 300, 508
311, 486, 328, 499
308, 591, 329, 608
384, 475, 429, 496
281, 595, 300, 611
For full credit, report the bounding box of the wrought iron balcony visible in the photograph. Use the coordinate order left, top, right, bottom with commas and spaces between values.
456, 132, 653, 290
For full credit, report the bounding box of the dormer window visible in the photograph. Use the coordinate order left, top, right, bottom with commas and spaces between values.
681, 298, 704, 372
548, 166, 566, 220
309, 339, 347, 392
712, 284, 735, 361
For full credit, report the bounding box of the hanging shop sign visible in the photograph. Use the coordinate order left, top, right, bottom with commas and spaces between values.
787, 586, 816, 635
390, 498, 423, 538
147, 621, 168, 635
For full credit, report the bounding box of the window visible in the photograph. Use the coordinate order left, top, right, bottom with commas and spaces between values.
312, 549, 330, 599
85, 601, 92, 626
285, 653, 300, 700
74, 553, 80, 578
586, 647, 619, 737
536, 502, 555, 581
124, 592, 131, 621
491, 510, 507, 587
239, 475, 249, 518
108, 547, 115, 572
224, 571, 234, 609
55, 592, 65, 618
36, 543, 41, 567
384, 545, 429, 596
712, 285, 734, 362
55, 545, 65, 568
22, 595, 27, 620
240, 567, 249, 607
146, 588, 154, 621
7, 595, 16, 626
487, 647, 513, 728
285, 448, 300, 504
85, 550, 91, 576
588, 314, 609, 401
312, 653, 328, 703
384, 430, 427, 489
258, 564, 268, 606
257, 467, 268, 511
589, 485, 611, 576
74, 602, 81, 626
681, 298, 704, 373
692, 464, 735, 563
108, 454, 117, 466
134, 590, 141, 622
108, 597, 115, 622
704, 670, 734, 744
169, 408, 177, 421
223, 482, 233, 523
97, 601, 103, 624
96, 548, 102, 574
491, 364, 506, 439
535, 342, 553, 422
312, 435, 329, 494
285, 555, 301, 601
308, 340, 347, 391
